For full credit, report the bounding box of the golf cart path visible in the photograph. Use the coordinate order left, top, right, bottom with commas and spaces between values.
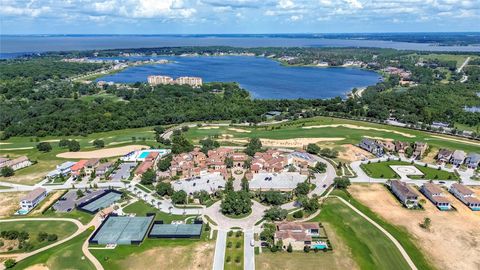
0, 217, 103, 270
331, 196, 418, 270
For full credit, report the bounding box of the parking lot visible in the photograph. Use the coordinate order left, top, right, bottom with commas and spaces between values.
110, 162, 137, 182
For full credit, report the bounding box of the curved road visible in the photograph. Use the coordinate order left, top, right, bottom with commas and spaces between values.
0, 217, 103, 270
330, 196, 418, 270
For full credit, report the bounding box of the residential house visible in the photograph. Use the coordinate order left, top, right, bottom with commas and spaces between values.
0, 156, 32, 171
288, 151, 317, 169
0, 157, 9, 167
46, 161, 76, 179
84, 159, 100, 176
436, 149, 453, 163
465, 153, 480, 169
390, 180, 419, 208
71, 160, 88, 177
450, 150, 467, 166
420, 183, 451, 210
274, 222, 321, 251
377, 140, 395, 152
449, 183, 480, 211
359, 138, 384, 157
20, 187, 47, 212
394, 141, 409, 153
231, 153, 248, 168
96, 162, 113, 178
252, 150, 288, 174
413, 142, 428, 159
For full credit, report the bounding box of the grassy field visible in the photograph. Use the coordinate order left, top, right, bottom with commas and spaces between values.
417, 54, 475, 68
10, 229, 95, 270
41, 209, 94, 225
257, 250, 348, 270
0, 220, 78, 253
224, 231, 244, 270
122, 200, 196, 223
315, 189, 434, 270
91, 226, 214, 270
360, 160, 459, 180
183, 117, 480, 153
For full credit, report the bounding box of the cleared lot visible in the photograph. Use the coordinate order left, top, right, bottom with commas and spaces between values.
349, 184, 480, 270
0, 192, 28, 217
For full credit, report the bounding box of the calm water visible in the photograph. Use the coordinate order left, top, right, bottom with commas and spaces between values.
2, 35, 480, 56
96, 56, 381, 99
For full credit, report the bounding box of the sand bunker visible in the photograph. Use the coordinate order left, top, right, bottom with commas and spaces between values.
363, 136, 394, 141
218, 137, 344, 147
0, 143, 11, 145
430, 135, 480, 146
198, 126, 219, 130
25, 264, 50, 270
0, 147, 34, 151
228, 128, 251, 133
303, 124, 415, 138
56, 145, 148, 159
41, 139, 60, 143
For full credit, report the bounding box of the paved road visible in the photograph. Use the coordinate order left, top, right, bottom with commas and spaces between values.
212, 230, 227, 270
203, 201, 267, 230
244, 229, 255, 270
332, 196, 418, 270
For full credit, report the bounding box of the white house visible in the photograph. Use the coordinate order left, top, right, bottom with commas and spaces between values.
420, 183, 451, 210
46, 161, 76, 179
20, 187, 47, 212
390, 180, 419, 208
449, 183, 480, 211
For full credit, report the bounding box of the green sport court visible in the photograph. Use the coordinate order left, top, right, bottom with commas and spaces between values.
90, 215, 155, 245
148, 222, 203, 238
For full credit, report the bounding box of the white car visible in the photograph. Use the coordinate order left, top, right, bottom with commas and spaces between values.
250, 239, 255, 247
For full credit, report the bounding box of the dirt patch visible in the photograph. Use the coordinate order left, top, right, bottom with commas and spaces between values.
349, 184, 480, 270
31, 191, 64, 215
0, 192, 28, 217
303, 124, 415, 138
56, 145, 148, 159
430, 135, 480, 146
119, 241, 214, 270
198, 126, 219, 130
228, 128, 251, 133
0, 143, 11, 145
0, 239, 19, 253
337, 144, 373, 162
422, 147, 438, 164
24, 264, 50, 270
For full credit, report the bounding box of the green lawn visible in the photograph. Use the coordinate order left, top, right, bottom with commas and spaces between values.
224, 231, 244, 270
184, 116, 480, 153
41, 209, 94, 225
122, 200, 196, 223
313, 189, 434, 270
11, 229, 95, 270
0, 220, 78, 254
360, 160, 459, 180
418, 54, 474, 68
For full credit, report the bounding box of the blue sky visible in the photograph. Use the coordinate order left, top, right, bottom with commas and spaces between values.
1, 0, 479, 34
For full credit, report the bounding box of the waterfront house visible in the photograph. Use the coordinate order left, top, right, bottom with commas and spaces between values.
20, 187, 47, 212
390, 180, 419, 208
449, 183, 480, 211
465, 153, 480, 169
450, 150, 467, 166
274, 222, 320, 251
359, 138, 384, 157
436, 149, 453, 163
420, 183, 451, 210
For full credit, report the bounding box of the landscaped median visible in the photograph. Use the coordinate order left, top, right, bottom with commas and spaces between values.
360, 160, 459, 180
224, 230, 244, 270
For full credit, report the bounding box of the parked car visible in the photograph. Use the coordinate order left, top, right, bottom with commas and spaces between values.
250, 239, 255, 246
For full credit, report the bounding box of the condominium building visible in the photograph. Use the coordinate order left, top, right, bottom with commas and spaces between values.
147, 75, 173, 85
147, 75, 202, 87
174, 76, 203, 87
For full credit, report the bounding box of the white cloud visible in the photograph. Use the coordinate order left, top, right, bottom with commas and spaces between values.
290, 14, 303, 21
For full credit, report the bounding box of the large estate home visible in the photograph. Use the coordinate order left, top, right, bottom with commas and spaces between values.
288, 151, 317, 173
390, 180, 419, 208
251, 149, 288, 174
420, 183, 451, 210
274, 222, 320, 251
449, 183, 480, 211
359, 138, 384, 157
170, 147, 234, 179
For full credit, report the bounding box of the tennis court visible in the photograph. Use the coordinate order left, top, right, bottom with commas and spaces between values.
78, 190, 122, 213
90, 215, 155, 245
149, 222, 203, 238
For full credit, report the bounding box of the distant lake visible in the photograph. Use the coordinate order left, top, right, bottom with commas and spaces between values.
95, 56, 381, 99
2, 35, 480, 56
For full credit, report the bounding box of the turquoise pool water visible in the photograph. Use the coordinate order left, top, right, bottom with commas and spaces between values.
312, 244, 327, 249
138, 151, 150, 159
16, 209, 29, 215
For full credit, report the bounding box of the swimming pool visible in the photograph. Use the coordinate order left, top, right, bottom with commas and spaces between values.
138, 151, 151, 159
312, 243, 327, 249
16, 209, 29, 215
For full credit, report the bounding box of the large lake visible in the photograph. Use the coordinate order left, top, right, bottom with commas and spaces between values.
96, 56, 381, 99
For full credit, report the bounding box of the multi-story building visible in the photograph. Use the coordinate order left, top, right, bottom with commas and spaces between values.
20, 187, 47, 212
359, 138, 384, 157
71, 160, 88, 177
0, 156, 32, 171
449, 183, 480, 211
413, 142, 428, 159
420, 183, 451, 210
85, 158, 100, 175
450, 150, 467, 166
147, 75, 173, 85
465, 153, 480, 169
436, 149, 453, 163
390, 180, 419, 208
174, 76, 203, 87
